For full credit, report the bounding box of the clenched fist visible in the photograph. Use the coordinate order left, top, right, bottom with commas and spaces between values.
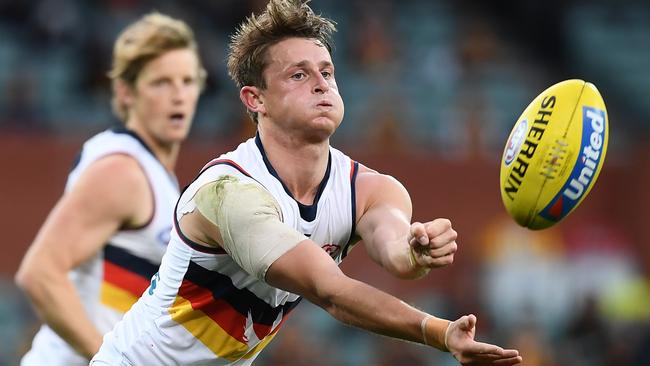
408, 218, 458, 269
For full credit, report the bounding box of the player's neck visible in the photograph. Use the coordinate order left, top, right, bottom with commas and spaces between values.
125, 123, 180, 173
148, 142, 180, 173
257, 128, 329, 205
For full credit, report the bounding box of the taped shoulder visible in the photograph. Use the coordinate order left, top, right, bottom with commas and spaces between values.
193, 175, 307, 281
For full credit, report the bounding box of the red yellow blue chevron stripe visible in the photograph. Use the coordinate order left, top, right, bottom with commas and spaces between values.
101, 244, 158, 312
169, 260, 300, 360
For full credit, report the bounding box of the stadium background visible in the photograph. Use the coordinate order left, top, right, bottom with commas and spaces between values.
1, 0, 649, 364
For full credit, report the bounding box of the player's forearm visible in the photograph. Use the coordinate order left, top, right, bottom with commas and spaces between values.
318, 275, 448, 349
15, 266, 103, 359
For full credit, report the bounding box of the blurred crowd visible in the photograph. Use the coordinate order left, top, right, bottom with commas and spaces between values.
1, 0, 650, 365
2, 0, 648, 155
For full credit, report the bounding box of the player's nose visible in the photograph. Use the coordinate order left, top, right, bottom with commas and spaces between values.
313, 73, 330, 94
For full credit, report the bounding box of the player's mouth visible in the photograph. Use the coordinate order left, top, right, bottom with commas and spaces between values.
169, 112, 186, 124
316, 100, 333, 108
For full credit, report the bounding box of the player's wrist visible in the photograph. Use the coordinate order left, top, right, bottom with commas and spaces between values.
421, 315, 451, 352
407, 245, 431, 276
80, 333, 103, 360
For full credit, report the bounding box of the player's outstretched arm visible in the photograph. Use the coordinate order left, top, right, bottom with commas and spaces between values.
355, 168, 457, 279
14, 155, 151, 359
266, 241, 522, 365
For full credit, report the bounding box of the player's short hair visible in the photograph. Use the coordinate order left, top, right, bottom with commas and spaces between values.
108, 12, 206, 122
227, 0, 336, 123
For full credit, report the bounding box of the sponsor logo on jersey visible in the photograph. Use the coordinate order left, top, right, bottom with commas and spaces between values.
322, 243, 341, 259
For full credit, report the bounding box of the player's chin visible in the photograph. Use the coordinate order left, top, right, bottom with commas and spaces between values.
310, 117, 339, 136
300, 121, 335, 143
165, 127, 192, 143
175, 120, 195, 135
313, 111, 342, 128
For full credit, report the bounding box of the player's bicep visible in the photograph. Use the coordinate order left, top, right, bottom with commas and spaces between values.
193, 175, 307, 280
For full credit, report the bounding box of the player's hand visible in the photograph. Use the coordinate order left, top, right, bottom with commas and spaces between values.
446, 314, 522, 365
408, 218, 457, 269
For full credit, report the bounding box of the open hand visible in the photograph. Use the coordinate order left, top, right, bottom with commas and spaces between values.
446, 314, 522, 365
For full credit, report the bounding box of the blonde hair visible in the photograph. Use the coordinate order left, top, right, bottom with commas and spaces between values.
109, 12, 206, 122
227, 0, 336, 122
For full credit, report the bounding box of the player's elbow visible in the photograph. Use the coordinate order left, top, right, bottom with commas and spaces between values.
308, 273, 356, 321
15, 257, 56, 298
15, 262, 39, 295
305, 275, 340, 311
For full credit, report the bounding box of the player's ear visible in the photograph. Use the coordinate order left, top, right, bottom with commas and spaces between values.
240, 86, 266, 116
114, 79, 135, 109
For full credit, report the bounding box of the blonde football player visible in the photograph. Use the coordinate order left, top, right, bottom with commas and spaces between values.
16, 12, 205, 365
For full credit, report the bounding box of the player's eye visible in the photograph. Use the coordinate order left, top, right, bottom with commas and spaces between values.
321, 71, 332, 79
183, 76, 197, 86
291, 72, 306, 80
151, 78, 169, 87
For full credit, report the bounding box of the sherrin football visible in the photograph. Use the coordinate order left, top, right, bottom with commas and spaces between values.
500, 79, 609, 230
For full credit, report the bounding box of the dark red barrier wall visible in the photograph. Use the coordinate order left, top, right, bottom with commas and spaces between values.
1, 133, 646, 290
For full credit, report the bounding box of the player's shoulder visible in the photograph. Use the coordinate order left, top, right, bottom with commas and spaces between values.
355, 163, 407, 195
83, 128, 153, 159
354, 163, 411, 216
65, 153, 151, 220
77, 154, 149, 195
85, 127, 136, 146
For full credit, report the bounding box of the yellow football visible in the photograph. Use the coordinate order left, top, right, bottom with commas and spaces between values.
500, 79, 609, 230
